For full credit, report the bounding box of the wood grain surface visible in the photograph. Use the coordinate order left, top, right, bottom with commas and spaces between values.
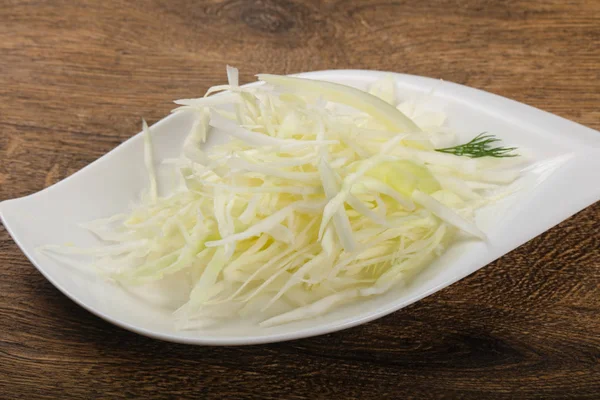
1, 0, 599, 398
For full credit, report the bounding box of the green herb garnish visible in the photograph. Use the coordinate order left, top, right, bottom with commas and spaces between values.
435, 133, 518, 158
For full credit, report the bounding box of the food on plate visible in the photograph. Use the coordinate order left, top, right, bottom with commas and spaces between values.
42, 67, 523, 328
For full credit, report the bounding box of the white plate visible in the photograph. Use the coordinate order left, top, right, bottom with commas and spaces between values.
2, 70, 600, 345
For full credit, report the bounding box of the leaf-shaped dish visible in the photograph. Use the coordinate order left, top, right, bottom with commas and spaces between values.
2, 70, 599, 345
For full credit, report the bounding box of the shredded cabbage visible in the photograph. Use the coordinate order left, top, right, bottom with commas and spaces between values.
41, 67, 524, 329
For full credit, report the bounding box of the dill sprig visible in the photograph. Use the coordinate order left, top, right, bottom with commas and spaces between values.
435, 133, 518, 158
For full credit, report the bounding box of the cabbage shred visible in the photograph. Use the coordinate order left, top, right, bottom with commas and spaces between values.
42, 67, 522, 328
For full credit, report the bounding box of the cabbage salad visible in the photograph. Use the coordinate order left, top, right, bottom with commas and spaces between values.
42, 67, 524, 328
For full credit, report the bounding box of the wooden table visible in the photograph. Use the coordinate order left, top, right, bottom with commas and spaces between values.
1, 1, 599, 398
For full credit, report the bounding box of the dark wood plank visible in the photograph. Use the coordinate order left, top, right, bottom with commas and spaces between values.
1, 0, 599, 398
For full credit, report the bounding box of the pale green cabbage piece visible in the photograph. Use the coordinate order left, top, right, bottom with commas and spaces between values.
41, 67, 524, 329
